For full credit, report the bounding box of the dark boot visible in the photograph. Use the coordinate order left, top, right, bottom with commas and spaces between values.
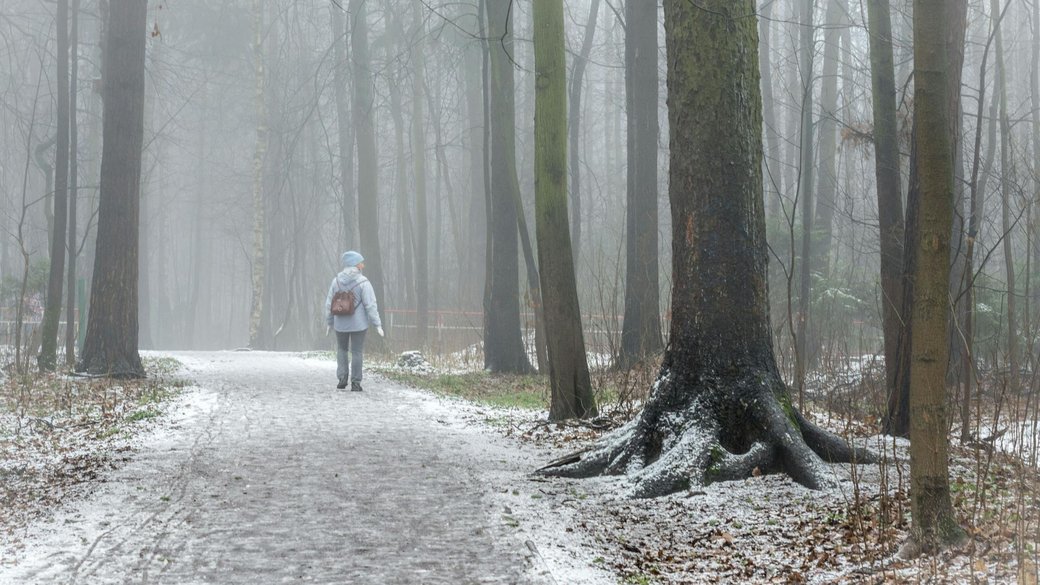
351, 382, 363, 392
337, 378, 348, 390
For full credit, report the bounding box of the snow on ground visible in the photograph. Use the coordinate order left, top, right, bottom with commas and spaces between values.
4, 349, 1038, 583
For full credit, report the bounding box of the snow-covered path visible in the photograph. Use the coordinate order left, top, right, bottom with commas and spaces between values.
0, 351, 607, 584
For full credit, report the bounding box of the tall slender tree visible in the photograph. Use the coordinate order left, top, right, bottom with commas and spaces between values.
567, 0, 601, 266
65, 0, 81, 364
533, 0, 596, 420
330, 3, 355, 250
247, 0, 268, 347
866, 0, 906, 435
77, 0, 147, 378
411, 0, 429, 346
619, 0, 663, 367
39, 0, 71, 371
543, 0, 871, 495
351, 0, 386, 311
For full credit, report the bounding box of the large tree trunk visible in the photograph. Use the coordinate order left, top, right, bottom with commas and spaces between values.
351, 0, 386, 313
39, 0, 71, 371
533, 0, 596, 421
906, 0, 965, 552
619, 0, 663, 368
542, 0, 871, 496
76, 0, 146, 378
484, 0, 532, 374
567, 0, 601, 267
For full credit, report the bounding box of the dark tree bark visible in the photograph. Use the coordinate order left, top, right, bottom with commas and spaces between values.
905, 0, 965, 552
39, 0, 71, 371
619, 0, 663, 367
534, 0, 597, 420
867, 0, 907, 436
76, 0, 146, 378
886, 0, 967, 437
484, 0, 532, 374
541, 0, 872, 496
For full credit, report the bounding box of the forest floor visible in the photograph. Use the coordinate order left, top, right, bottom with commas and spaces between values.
0, 349, 1036, 584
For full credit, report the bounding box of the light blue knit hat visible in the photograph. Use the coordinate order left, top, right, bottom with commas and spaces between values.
341, 250, 364, 267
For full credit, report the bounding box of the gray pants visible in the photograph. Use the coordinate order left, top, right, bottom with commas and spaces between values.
335, 330, 367, 383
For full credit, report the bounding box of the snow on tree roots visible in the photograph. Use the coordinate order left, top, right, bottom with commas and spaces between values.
539, 368, 876, 498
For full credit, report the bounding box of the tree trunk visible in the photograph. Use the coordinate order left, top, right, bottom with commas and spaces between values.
991, 0, 1019, 383
247, 0, 268, 348
906, 0, 965, 552
331, 4, 355, 250
411, 0, 429, 347
463, 17, 487, 311
484, 0, 532, 374
794, 0, 816, 403
759, 0, 783, 221
542, 0, 871, 496
39, 0, 71, 371
567, 0, 601, 267
534, 0, 597, 420
619, 0, 663, 368
946, 0, 969, 394
65, 0, 81, 365
76, 0, 146, 378
814, 0, 846, 280
351, 0, 386, 315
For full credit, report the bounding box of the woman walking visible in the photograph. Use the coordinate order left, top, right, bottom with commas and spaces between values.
325, 251, 384, 390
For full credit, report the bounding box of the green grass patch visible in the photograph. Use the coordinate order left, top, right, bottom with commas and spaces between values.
380, 370, 548, 410
125, 408, 161, 423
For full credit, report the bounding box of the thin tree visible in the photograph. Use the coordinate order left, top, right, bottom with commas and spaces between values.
542, 0, 871, 495
39, 0, 71, 371
77, 0, 147, 378
619, 0, 663, 367
793, 0, 816, 403
411, 0, 429, 346
330, 3, 355, 249
247, 0, 268, 347
866, 0, 906, 434
533, 0, 597, 420
65, 0, 81, 365
567, 0, 600, 266
991, 0, 1019, 382
351, 0, 386, 311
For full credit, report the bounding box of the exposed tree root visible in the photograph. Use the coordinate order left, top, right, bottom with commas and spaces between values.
538, 369, 876, 497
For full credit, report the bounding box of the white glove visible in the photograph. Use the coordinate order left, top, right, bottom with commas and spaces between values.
376, 326, 385, 337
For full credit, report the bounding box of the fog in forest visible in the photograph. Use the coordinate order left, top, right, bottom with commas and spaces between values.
1, 0, 1037, 374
